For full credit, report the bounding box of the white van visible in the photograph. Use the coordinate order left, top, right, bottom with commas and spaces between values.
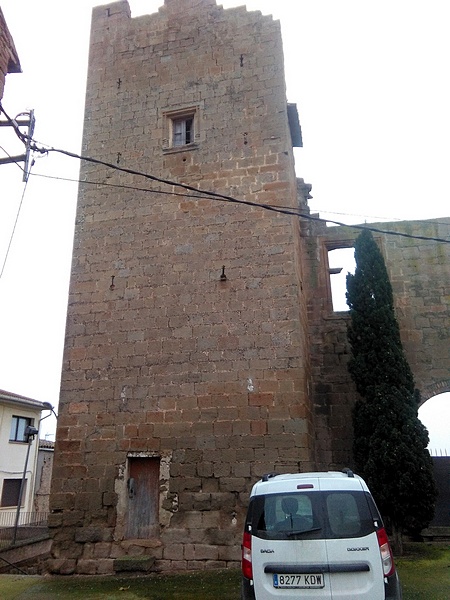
241, 471, 402, 599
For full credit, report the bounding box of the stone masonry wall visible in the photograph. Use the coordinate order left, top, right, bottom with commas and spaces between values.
49, 0, 315, 574
306, 218, 450, 470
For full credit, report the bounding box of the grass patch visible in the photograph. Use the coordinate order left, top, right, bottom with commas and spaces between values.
396, 543, 450, 600
1, 544, 448, 599
0, 569, 241, 599
0, 575, 42, 599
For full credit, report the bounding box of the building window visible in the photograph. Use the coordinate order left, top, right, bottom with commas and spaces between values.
173, 115, 194, 147
0, 478, 27, 507
9, 416, 33, 442
163, 106, 199, 151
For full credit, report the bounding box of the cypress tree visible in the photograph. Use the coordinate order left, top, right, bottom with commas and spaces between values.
346, 229, 436, 550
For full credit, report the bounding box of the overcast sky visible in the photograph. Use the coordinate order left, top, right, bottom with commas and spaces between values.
0, 0, 448, 450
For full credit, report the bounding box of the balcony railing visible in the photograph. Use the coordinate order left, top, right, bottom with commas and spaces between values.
0, 511, 49, 546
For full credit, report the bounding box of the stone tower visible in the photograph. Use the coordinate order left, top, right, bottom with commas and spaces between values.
49, 0, 314, 574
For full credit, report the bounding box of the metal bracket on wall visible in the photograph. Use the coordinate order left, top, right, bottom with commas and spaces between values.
0, 109, 35, 181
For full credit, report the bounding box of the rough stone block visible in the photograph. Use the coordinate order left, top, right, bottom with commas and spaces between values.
113, 555, 155, 572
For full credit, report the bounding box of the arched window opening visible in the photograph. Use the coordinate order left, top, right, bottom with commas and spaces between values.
418, 392, 450, 456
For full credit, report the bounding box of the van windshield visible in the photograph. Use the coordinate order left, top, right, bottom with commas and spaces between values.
248, 491, 376, 540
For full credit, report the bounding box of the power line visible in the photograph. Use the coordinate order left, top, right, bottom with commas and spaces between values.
30, 166, 450, 245
0, 177, 31, 279
314, 208, 450, 229
1, 103, 449, 245
0, 144, 25, 173
311, 208, 403, 222
31, 172, 217, 201
34, 171, 450, 231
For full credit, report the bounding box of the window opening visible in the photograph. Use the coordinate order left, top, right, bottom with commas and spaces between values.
326, 492, 361, 536
249, 491, 374, 540
163, 107, 199, 151
419, 392, 450, 456
328, 247, 355, 312
173, 116, 193, 147
1, 478, 27, 507
10, 416, 33, 442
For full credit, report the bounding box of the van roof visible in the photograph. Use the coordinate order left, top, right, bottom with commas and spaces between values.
250, 471, 369, 496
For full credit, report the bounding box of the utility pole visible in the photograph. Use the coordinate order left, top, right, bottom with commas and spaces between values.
0, 109, 35, 181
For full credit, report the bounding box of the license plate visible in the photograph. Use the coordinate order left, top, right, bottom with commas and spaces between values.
273, 573, 325, 589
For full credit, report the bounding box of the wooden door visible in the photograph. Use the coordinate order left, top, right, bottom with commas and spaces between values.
126, 457, 160, 538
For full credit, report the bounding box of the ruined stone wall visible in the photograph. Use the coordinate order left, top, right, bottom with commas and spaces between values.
34, 448, 54, 514
49, 0, 314, 575
306, 218, 450, 470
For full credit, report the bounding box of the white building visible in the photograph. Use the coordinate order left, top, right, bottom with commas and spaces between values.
0, 389, 52, 530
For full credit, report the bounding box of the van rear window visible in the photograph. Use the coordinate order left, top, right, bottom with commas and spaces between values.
248, 491, 376, 540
